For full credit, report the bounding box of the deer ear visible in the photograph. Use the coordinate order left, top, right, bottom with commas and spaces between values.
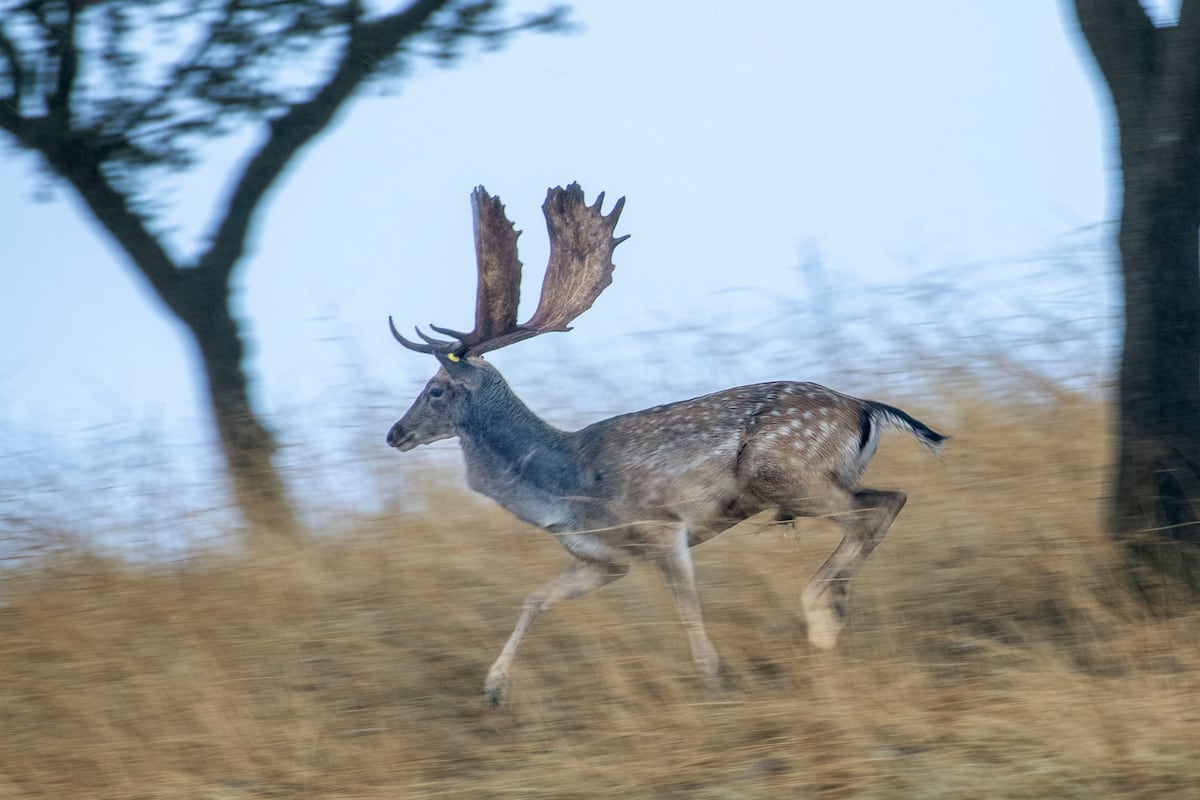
433, 350, 462, 368
435, 351, 483, 386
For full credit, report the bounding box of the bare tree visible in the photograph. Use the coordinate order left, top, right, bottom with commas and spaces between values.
1073, 0, 1200, 592
0, 0, 567, 540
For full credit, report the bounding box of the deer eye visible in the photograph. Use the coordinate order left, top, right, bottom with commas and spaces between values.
428, 386, 445, 399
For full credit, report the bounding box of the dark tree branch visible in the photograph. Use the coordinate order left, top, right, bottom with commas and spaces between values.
37, 134, 187, 316
195, 0, 451, 283
0, 25, 24, 103
0, 92, 26, 138
1074, 0, 1159, 136
118, 6, 237, 138
46, 1, 80, 122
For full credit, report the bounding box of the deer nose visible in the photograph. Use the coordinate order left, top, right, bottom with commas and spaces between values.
386, 422, 405, 448
387, 421, 417, 451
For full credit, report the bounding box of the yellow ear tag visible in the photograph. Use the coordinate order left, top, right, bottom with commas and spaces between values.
447, 353, 461, 363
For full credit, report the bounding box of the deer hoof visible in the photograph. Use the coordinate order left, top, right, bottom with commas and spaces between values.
706, 663, 738, 693
483, 673, 509, 709
803, 601, 843, 651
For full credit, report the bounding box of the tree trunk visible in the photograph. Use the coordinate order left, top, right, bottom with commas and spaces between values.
30, 141, 301, 543
1075, 0, 1200, 596
1113, 161, 1200, 594
183, 290, 300, 541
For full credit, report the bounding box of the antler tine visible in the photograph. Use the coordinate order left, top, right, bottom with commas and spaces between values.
501, 182, 627, 345
428, 323, 473, 340
389, 317, 457, 355
415, 327, 460, 349
389, 317, 435, 353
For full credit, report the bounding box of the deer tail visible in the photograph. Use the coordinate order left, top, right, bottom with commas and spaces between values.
866, 401, 947, 458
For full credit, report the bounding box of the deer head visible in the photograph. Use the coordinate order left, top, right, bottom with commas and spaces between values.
387, 183, 628, 451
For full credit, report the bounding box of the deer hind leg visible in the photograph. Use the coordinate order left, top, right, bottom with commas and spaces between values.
798, 487, 907, 650
654, 526, 722, 686
484, 558, 628, 708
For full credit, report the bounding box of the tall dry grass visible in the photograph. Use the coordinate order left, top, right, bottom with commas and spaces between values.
2, 384, 1199, 799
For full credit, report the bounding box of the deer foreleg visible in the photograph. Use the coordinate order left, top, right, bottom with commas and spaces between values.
484, 557, 627, 708
655, 528, 722, 685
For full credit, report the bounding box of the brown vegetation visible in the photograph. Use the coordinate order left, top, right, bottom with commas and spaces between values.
3, 386, 1199, 799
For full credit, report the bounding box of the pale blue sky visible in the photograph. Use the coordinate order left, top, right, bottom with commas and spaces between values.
1, 3, 1118, 492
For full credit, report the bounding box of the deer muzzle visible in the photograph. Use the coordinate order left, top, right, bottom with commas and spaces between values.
386, 421, 418, 451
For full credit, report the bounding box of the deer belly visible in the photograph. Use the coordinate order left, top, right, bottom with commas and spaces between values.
495, 492, 571, 531
554, 530, 632, 564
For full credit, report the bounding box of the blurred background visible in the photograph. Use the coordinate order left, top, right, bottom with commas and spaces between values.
2, 2, 1198, 798
1, 1, 1117, 547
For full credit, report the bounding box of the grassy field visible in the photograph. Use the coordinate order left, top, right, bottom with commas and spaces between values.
3, 386, 1199, 799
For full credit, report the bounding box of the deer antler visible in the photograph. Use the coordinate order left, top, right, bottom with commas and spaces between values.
389, 186, 521, 355
521, 184, 628, 340
391, 183, 627, 358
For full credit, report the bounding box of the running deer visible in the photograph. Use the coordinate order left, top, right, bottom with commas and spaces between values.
388, 183, 945, 707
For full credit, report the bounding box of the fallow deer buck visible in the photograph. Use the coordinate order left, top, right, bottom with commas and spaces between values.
388, 183, 946, 707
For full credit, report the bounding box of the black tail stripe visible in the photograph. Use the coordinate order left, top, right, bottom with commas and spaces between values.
858, 406, 873, 452
868, 401, 947, 445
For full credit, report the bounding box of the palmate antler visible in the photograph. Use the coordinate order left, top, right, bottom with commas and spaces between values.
391, 183, 628, 358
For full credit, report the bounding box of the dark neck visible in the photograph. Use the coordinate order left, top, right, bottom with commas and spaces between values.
456, 372, 585, 517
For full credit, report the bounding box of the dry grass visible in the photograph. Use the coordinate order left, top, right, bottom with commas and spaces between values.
3, 387, 1199, 799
